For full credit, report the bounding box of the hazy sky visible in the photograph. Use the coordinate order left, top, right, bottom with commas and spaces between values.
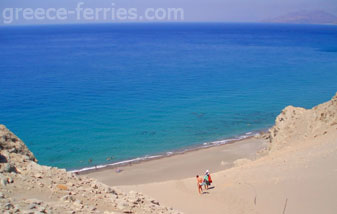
1, 0, 337, 25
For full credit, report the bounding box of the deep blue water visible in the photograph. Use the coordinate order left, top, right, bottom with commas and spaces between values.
0, 23, 337, 170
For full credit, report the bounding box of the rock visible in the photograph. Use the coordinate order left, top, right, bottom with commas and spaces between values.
91, 183, 98, 189
1, 163, 16, 173
22, 155, 30, 162
28, 203, 37, 209
13, 206, 21, 213
0, 125, 37, 161
3, 163, 11, 172
151, 200, 160, 206
34, 173, 43, 179
7, 177, 13, 183
38, 206, 46, 213
60, 195, 75, 202
26, 199, 43, 206
0, 192, 4, 198
9, 147, 17, 153
0, 150, 10, 160
106, 187, 118, 195
4, 203, 14, 210
115, 199, 129, 210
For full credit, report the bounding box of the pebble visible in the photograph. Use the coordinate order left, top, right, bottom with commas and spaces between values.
151, 200, 160, 206
34, 173, 43, 179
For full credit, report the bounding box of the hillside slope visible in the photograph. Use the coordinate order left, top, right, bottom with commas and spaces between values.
0, 125, 182, 214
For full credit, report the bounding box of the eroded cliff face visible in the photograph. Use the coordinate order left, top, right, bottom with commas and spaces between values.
0, 125, 182, 214
268, 93, 337, 151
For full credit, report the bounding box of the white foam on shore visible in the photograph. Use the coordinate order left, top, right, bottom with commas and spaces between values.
166, 152, 174, 156
202, 131, 257, 147
70, 130, 262, 174
70, 155, 163, 173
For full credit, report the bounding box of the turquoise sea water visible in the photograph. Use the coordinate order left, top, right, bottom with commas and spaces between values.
0, 23, 337, 170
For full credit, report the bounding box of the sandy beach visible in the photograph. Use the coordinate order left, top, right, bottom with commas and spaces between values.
84, 137, 268, 186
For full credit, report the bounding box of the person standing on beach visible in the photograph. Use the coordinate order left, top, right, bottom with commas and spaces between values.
203, 173, 209, 190
196, 175, 204, 194
205, 170, 212, 186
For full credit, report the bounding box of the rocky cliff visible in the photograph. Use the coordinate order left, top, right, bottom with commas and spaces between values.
268, 93, 337, 151
0, 125, 182, 214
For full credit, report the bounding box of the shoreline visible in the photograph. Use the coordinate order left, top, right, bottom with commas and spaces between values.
76, 129, 268, 175
83, 134, 268, 186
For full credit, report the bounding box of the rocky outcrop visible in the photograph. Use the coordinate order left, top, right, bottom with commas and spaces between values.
0, 125, 36, 163
268, 93, 337, 151
0, 125, 182, 214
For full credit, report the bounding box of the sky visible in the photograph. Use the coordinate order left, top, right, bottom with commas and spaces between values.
0, 0, 337, 25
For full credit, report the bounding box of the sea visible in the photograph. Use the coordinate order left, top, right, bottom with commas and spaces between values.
0, 23, 337, 171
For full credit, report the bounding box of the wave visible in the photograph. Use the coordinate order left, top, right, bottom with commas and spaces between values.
70, 155, 163, 173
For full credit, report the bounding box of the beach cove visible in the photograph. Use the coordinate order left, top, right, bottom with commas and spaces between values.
83, 136, 268, 185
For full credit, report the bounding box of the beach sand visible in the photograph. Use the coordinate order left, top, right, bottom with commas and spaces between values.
84, 137, 268, 186
116, 127, 337, 214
